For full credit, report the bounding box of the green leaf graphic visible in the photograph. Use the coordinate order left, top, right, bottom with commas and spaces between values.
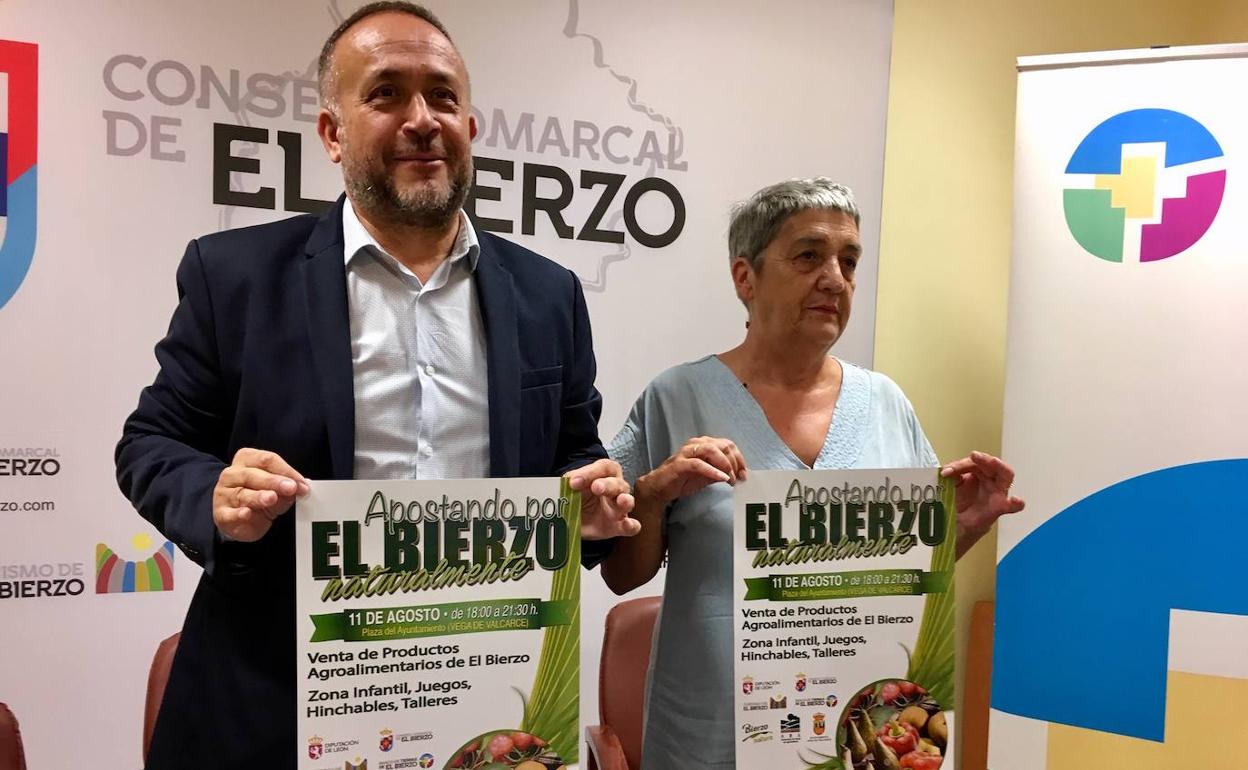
520, 477, 581, 763
905, 475, 956, 710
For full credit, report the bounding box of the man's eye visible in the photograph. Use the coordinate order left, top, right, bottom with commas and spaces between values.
370, 85, 397, 100
432, 88, 458, 103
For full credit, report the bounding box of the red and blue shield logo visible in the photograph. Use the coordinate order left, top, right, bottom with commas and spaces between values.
0, 40, 37, 311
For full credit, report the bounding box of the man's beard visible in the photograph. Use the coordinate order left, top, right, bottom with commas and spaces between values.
343, 148, 473, 229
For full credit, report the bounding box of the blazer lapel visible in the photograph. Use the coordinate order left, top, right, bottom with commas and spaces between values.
474, 237, 520, 477
302, 196, 355, 480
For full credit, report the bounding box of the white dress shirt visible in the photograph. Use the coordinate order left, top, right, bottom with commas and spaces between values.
343, 201, 490, 480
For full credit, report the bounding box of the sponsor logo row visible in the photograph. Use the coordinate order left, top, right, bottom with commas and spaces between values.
309, 729, 435, 770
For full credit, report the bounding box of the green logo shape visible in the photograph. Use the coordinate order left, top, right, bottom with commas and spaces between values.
1063, 188, 1126, 263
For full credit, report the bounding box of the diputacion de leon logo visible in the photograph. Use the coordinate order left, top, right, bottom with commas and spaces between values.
1063, 108, 1225, 263
0, 40, 37, 310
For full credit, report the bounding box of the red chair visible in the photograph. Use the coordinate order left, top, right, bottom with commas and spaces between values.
144, 632, 181, 762
585, 596, 661, 770
0, 702, 27, 770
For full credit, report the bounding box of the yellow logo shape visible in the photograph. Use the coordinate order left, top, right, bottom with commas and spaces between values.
1095, 155, 1157, 219
1046, 671, 1248, 768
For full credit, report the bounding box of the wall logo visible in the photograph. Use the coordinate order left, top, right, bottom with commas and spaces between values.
0, 446, 60, 476
1064, 108, 1225, 263
159, 1, 688, 293
345, 759, 366, 770
418, 754, 434, 768
379, 728, 393, 753
0, 561, 85, 599
742, 676, 754, 695
0, 40, 37, 310
95, 534, 174, 593
308, 736, 324, 760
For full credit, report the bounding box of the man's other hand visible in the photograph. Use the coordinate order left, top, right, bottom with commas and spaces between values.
213, 448, 310, 542
568, 459, 639, 540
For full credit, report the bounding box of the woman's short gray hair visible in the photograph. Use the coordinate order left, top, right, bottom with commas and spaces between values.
728, 178, 860, 269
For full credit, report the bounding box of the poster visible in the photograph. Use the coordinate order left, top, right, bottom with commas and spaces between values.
995, 44, 1248, 769
296, 478, 580, 770
734, 469, 955, 770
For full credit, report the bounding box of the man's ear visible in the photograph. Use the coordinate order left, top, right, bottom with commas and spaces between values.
317, 108, 342, 164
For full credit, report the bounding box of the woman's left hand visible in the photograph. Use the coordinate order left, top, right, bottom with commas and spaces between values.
940, 451, 1025, 558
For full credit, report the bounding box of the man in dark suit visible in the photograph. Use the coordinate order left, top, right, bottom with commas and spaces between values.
116, 3, 637, 767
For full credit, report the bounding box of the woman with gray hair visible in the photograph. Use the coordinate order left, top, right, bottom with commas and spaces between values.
602, 178, 1024, 768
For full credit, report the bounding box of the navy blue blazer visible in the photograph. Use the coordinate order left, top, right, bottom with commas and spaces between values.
116, 197, 608, 769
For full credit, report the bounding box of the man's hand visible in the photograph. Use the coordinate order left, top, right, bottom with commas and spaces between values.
568, 458, 638, 540
941, 450, 1025, 556
636, 436, 748, 508
213, 448, 310, 542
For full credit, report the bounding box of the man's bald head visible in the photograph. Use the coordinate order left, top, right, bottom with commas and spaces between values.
317, 1, 465, 114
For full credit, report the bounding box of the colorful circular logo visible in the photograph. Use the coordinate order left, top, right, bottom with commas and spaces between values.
1064, 108, 1225, 263
418, 753, 434, 768
0, 40, 40, 312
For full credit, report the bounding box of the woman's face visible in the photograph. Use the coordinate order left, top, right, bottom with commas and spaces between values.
735, 208, 862, 349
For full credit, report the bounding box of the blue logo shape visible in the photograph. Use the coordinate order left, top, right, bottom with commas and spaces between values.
1066, 108, 1223, 174
993, 459, 1248, 741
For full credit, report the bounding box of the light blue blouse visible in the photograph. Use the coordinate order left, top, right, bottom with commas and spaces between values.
608, 355, 938, 769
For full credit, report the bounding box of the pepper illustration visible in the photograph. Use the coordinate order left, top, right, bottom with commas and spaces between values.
898, 750, 943, 770
877, 719, 919, 756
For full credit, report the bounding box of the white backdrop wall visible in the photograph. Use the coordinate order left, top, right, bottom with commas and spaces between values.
0, 2, 895, 767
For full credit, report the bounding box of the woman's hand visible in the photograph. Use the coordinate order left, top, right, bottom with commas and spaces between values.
941, 451, 1025, 557
636, 436, 748, 507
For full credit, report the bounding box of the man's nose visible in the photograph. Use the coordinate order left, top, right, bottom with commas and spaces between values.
402, 95, 439, 138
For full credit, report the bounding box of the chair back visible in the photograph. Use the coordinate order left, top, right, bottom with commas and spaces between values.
0, 702, 27, 770
599, 596, 661, 769
144, 632, 181, 762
